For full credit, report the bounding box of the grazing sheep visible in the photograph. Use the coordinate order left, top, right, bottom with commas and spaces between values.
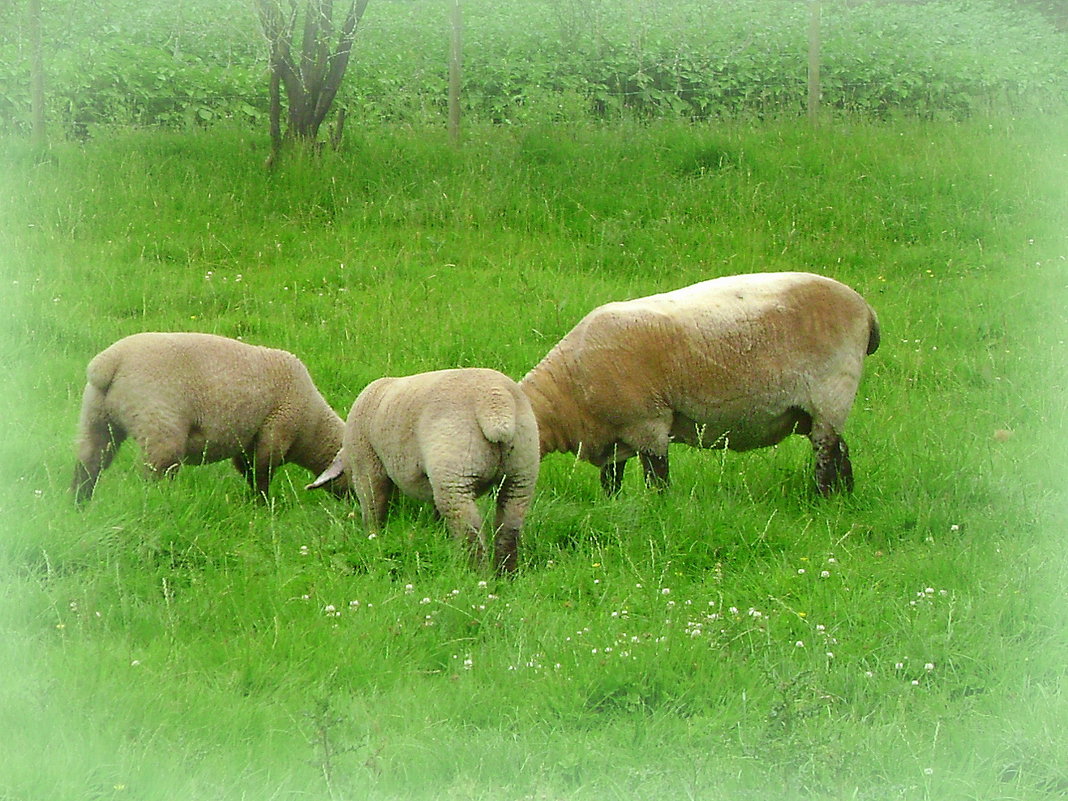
71, 332, 348, 503
307, 368, 540, 574
519, 272, 880, 496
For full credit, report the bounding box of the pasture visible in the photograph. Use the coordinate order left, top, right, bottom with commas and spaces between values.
1, 115, 1066, 800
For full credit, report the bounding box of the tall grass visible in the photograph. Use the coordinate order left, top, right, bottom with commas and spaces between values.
1, 116, 1066, 800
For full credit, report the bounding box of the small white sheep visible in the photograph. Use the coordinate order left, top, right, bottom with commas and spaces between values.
519, 272, 880, 495
71, 332, 347, 502
307, 368, 540, 574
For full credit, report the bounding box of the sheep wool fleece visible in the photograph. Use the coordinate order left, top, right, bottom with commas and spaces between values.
520, 271, 880, 496
315, 368, 540, 574
71, 332, 345, 502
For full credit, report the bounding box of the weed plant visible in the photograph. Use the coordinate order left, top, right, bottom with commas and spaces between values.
1, 116, 1066, 800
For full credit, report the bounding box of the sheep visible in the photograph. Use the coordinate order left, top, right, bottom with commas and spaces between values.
307, 368, 540, 574
70, 332, 348, 503
519, 271, 880, 496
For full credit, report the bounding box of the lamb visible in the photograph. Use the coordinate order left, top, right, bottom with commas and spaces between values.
307, 368, 540, 574
70, 332, 348, 503
519, 272, 880, 496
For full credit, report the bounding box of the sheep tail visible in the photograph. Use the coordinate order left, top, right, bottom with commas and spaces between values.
70, 346, 124, 504
85, 345, 123, 394
476, 386, 517, 444
866, 305, 881, 355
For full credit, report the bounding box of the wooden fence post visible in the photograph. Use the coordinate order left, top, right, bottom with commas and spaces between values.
807, 0, 821, 122
29, 0, 45, 146
448, 0, 462, 145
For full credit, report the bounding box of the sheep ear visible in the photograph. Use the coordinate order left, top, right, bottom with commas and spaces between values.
306, 456, 344, 490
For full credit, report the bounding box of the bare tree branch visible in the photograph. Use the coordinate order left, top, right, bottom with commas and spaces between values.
257, 0, 368, 160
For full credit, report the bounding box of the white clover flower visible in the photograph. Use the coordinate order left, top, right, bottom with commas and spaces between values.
924, 662, 935, 671
826, 652, 835, 659
820, 570, 831, 578
895, 662, 905, 670
661, 587, 671, 595
404, 584, 414, 593
797, 568, 806, 575
795, 640, 805, 648
477, 580, 488, 588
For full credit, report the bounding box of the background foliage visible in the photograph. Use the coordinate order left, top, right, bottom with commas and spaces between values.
2, 0, 1068, 135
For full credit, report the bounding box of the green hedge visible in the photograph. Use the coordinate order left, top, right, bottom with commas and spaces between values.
2, 0, 1066, 135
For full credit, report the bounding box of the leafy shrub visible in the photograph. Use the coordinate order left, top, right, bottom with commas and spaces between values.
1, 0, 1066, 134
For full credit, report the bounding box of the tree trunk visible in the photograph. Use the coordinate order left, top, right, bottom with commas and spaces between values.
29, 0, 45, 146
807, 0, 821, 123
448, 0, 462, 146
257, 0, 369, 162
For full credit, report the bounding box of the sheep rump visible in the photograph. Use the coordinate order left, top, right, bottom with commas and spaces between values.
519, 272, 880, 495
71, 332, 346, 502
308, 368, 540, 574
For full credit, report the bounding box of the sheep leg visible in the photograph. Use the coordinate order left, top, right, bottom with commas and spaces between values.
600, 459, 628, 496
492, 478, 533, 575
232, 454, 274, 500
638, 452, 670, 491
811, 429, 854, 495
357, 473, 394, 534
72, 422, 126, 504
139, 434, 184, 482
435, 491, 488, 570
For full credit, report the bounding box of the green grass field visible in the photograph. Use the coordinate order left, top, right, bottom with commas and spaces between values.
1, 116, 1066, 800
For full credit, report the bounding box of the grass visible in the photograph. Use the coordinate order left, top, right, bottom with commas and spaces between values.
1, 115, 1066, 800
